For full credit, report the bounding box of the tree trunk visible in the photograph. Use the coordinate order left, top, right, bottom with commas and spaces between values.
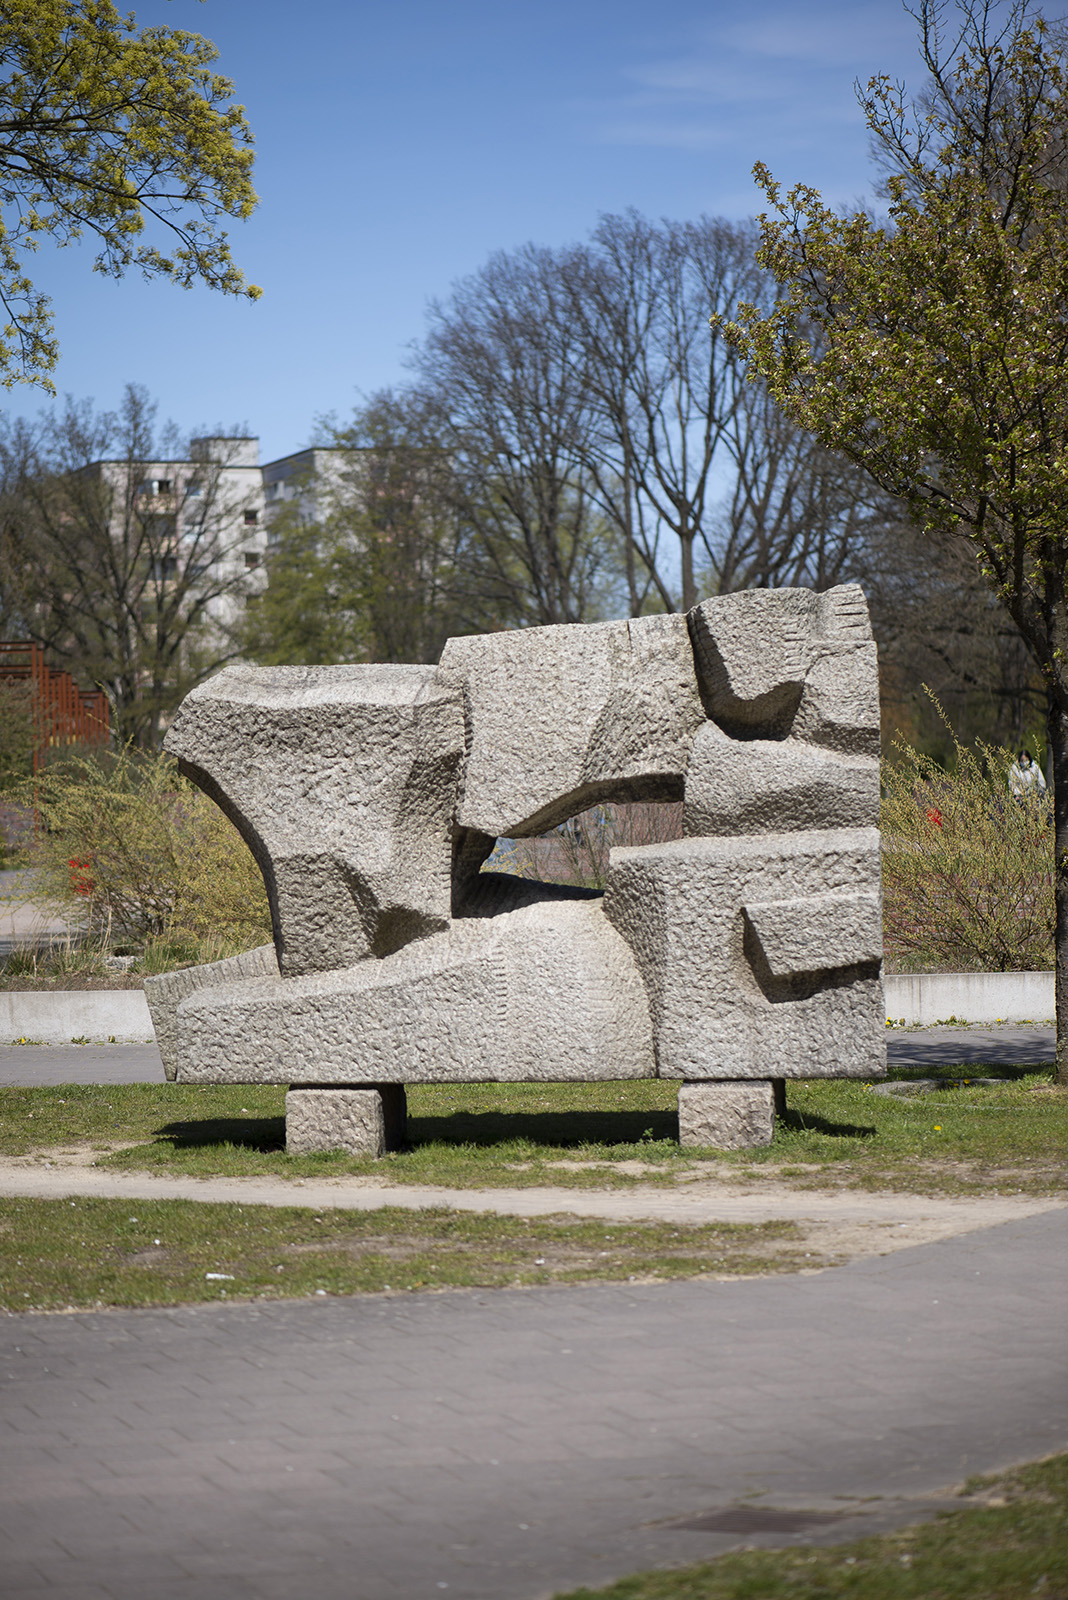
1047, 692, 1068, 1086
680, 532, 697, 613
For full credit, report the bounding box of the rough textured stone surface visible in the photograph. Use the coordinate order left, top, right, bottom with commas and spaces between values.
683, 719, 879, 837
159, 589, 886, 1107
792, 638, 881, 757
677, 1080, 776, 1148
164, 664, 465, 976
451, 826, 498, 915
172, 898, 655, 1085
688, 589, 811, 735
143, 944, 278, 1081
603, 828, 885, 1080
285, 1085, 407, 1155
687, 583, 879, 754
439, 614, 704, 838
744, 889, 882, 978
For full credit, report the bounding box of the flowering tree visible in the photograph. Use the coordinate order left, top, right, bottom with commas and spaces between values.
0, 0, 259, 389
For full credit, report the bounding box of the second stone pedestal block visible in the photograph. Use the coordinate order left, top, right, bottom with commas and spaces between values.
677, 1081, 777, 1149
285, 1085, 407, 1156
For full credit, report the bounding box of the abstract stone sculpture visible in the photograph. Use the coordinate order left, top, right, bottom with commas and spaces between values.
145, 583, 887, 1154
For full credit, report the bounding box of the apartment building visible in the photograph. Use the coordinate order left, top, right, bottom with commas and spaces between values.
262, 446, 346, 541
81, 434, 351, 646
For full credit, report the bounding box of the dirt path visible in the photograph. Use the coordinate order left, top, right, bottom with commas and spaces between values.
1, 1148, 1062, 1266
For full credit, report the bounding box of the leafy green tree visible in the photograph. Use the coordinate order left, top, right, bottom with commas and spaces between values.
0, 0, 259, 389
724, 0, 1068, 1080
242, 499, 366, 667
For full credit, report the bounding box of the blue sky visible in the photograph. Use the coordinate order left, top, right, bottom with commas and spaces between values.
3, 0, 922, 463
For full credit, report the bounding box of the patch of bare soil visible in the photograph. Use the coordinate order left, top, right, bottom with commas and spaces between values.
271, 1229, 827, 1277
19, 1140, 147, 1163
0, 1146, 1063, 1272
511, 1158, 666, 1175
719, 1155, 1068, 1195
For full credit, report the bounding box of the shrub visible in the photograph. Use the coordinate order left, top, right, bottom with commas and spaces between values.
20, 747, 272, 949
881, 712, 1053, 972
0, 681, 35, 791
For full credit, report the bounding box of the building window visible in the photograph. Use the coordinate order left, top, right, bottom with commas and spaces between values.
244, 551, 261, 569
244, 509, 259, 526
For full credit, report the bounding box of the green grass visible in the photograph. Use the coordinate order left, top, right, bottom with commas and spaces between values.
0, 1197, 812, 1312
1, 1072, 1064, 1196
552, 1454, 1068, 1600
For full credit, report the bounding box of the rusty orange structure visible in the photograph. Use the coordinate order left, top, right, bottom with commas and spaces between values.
0, 642, 110, 771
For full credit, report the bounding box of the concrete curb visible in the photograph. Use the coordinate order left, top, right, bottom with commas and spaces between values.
1, 989, 153, 1044
884, 971, 1053, 1025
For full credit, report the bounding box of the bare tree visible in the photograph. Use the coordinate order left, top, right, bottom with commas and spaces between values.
709, 374, 897, 593
410, 245, 617, 628
0, 384, 262, 744
393, 215, 901, 623
559, 214, 768, 612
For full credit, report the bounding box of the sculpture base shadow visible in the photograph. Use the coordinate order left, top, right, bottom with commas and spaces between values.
777, 1108, 877, 1140
153, 1115, 287, 1154
406, 1106, 680, 1151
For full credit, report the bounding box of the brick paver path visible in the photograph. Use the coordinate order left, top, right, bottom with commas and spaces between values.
2, 1209, 1066, 1600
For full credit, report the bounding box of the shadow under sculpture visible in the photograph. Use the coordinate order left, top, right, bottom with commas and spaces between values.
144, 585, 886, 1155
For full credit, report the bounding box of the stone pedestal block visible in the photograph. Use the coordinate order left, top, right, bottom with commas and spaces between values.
285, 1085, 407, 1156
677, 1080, 776, 1149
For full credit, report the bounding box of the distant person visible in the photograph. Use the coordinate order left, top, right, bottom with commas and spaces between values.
1009, 749, 1047, 802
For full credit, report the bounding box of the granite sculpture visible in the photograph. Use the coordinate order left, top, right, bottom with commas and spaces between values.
145, 583, 886, 1153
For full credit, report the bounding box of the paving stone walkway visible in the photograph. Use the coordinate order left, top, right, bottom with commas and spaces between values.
1, 1209, 1066, 1600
